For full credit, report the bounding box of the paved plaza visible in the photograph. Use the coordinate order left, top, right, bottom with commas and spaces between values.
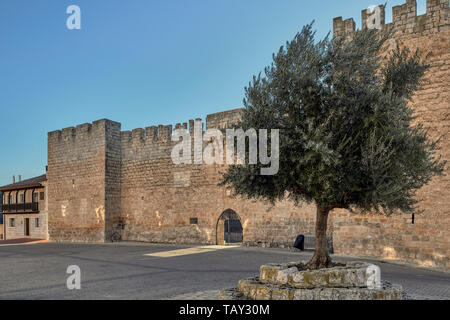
0, 242, 448, 300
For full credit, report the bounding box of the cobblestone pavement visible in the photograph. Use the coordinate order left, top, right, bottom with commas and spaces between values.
166, 290, 221, 300
166, 289, 448, 300
402, 286, 450, 300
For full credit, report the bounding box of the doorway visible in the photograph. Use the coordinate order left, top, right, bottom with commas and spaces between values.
24, 218, 30, 236
216, 209, 243, 245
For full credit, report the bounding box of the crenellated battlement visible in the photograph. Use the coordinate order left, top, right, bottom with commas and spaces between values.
121, 124, 173, 146
47, 119, 120, 144
119, 108, 243, 151
333, 16, 357, 38
206, 108, 243, 130
333, 0, 449, 39
361, 4, 386, 30
121, 122, 188, 147
49, 108, 244, 151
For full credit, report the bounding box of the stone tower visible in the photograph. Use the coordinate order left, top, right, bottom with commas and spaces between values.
47, 119, 122, 241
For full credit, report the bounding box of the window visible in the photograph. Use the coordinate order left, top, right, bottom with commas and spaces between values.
19, 193, 25, 203
10, 218, 15, 227
33, 192, 38, 203
39, 192, 45, 201
8, 194, 12, 204
190, 218, 198, 225
35, 218, 40, 228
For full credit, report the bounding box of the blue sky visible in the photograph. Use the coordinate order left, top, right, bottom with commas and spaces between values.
0, 0, 426, 186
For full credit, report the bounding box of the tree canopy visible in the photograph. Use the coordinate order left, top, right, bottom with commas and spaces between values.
220, 23, 445, 215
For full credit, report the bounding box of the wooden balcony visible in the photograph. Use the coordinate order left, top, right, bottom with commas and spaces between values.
1, 202, 39, 214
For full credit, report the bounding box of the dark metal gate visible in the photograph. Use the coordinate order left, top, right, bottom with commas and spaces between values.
224, 219, 243, 243
217, 209, 243, 244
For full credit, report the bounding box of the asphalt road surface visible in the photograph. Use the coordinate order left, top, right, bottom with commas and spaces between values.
0, 242, 448, 300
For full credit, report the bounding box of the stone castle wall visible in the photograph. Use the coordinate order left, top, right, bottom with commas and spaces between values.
46, 0, 449, 269
119, 110, 320, 245
47, 111, 322, 246
332, 0, 449, 269
47, 119, 121, 242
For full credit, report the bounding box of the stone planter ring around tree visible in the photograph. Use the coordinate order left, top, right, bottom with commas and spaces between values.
219, 261, 403, 300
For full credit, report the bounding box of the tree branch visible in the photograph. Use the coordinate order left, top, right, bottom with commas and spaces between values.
292, 185, 309, 197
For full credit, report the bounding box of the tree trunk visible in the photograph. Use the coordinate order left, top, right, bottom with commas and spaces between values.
305, 206, 332, 270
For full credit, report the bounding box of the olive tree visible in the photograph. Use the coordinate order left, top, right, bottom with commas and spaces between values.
220, 23, 445, 269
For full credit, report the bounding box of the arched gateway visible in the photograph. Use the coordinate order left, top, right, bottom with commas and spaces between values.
216, 209, 243, 245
